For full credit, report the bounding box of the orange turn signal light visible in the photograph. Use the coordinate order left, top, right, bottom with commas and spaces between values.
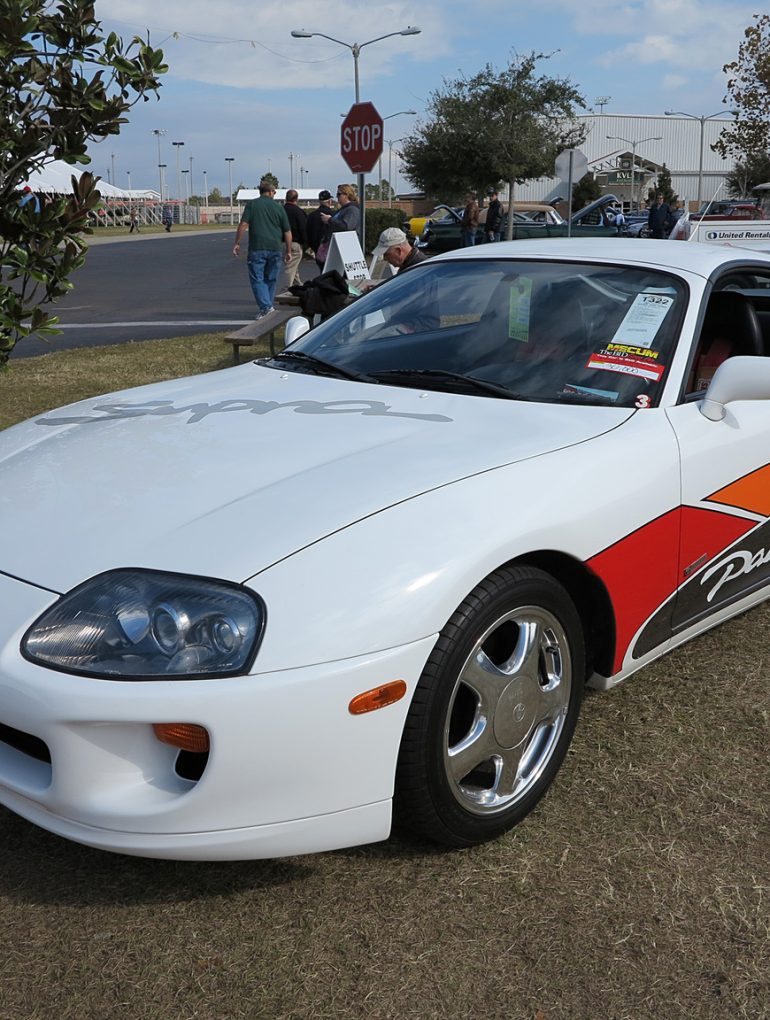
153, 723, 210, 753
348, 680, 407, 715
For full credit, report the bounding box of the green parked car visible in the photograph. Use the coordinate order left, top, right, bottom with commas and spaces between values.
417, 195, 623, 253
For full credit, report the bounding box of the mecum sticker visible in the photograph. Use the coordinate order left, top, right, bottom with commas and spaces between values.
586, 350, 665, 381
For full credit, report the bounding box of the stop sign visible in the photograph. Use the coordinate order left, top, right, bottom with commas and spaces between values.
340, 102, 384, 174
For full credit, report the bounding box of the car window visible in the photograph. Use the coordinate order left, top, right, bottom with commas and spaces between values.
277, 260, 687, 407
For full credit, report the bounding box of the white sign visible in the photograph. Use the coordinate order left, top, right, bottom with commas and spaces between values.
611, 292, 674, 349
323, 231, 371, 282
555, 148, 588, 183
688, 219, 770, 250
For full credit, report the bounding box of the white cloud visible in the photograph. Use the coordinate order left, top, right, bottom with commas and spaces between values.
101, 0, 448, 91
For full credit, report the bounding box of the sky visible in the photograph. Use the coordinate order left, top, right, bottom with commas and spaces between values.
89, 0, 759, 199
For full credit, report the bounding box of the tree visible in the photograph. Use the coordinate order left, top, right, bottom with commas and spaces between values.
208, 187, 225, 205
725, 153, 770, 196
400, 53, 586, 237
0, 1, 167, 367
713, 13, 770, 163
261, 172, 279, 189
654, 164, 678, 205
571, 172, 601, 211
364, 179, 394, 201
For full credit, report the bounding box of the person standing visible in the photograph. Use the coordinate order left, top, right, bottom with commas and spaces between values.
648, 194, 672, 239
321, 184, 360, 237
18, 186, 40, 214
485, 189, 503, 243
128, 207, 140, 233
306, 189, 334, 271
278, 189, 308, 291
233, 179, 292, 318
461, 192, 479, 246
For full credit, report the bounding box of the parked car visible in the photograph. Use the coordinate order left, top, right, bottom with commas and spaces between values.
403, 205, 463, 240
418, 195, 624, 252
2, 240, 770, 860
691, 202, 766, 222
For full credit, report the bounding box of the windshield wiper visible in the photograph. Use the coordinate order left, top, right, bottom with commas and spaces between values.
370, 368, 525, 401
267, 350, 376, 383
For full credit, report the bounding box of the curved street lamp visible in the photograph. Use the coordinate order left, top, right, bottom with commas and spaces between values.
291, 27, 421, 246
664, 110, 736, 209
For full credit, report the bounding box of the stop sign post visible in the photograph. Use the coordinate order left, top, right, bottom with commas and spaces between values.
554, 148, 588, 237
341, 102, 384, 173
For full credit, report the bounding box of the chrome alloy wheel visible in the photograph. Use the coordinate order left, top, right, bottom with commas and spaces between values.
442, 605, 572, 815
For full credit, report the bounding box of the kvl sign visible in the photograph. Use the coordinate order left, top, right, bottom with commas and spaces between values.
341, 102, 384, 174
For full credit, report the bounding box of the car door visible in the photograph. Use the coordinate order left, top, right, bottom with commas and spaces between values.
661, 271, 770, 641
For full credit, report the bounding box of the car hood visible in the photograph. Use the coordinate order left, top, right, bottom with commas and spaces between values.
0, 364, 632, 592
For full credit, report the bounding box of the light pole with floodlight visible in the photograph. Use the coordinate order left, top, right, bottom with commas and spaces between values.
386, 138, 405, 208
378, 112, 416, 201
152, 129, 166, 200
203, 170, 209, 208
607, 134, 662, 210
664, 110, 736, 209
181, 168, 190, 209
225, 157, 235, 225
291, 27, 421, 244
171, 141, 184, 201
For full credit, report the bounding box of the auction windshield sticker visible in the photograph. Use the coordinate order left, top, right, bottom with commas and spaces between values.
508, 277, 532, 342
610, 292, 673, 349
586, 346, 665, 381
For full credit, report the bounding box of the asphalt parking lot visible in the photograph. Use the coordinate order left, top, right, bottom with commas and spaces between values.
12, 229, 318, 358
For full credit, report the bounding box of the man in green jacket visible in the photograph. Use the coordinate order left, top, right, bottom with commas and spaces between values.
233, 180, 292, 318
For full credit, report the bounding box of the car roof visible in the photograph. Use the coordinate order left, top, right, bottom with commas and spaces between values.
430, 237, 770, 276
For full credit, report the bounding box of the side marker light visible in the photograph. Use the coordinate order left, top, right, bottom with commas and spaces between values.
348, 680, 407, 715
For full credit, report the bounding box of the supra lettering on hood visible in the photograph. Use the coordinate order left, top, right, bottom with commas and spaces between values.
36, 398, 454, 427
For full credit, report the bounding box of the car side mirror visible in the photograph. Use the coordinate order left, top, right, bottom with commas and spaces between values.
284, 316, 311, 348
700, 356, 770, 420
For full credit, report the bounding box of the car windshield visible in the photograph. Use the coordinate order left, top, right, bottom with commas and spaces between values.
275, 259, 686, 407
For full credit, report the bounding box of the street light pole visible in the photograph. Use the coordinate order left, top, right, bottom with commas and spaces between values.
172, 141, 184, 201
607, 134, 662, 210
387, 138, 404, 208
152, 129, 166, 200
225, 157, 235, 225
291, 27, 421, 247
189, 155, 194, 201
181, 169, 190, 208
664, 110, 736, 209
203, 170, 209, 208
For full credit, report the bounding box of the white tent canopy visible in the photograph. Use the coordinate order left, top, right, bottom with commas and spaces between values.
22, 159, 133, 198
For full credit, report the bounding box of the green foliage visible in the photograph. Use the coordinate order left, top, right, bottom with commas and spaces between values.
208, 187, 224, 205
571, 172, 601, 211
261, 172, 279, 189
364, 180, 395, 201
713, 13, 770, 162
655, 164, 678, 205
0, 0, 167, 367
725, 152, 770, 196
400, 52, 586, 212
364, 208, 405, 254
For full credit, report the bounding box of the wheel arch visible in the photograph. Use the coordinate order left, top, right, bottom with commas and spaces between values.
508, 550, 616, 681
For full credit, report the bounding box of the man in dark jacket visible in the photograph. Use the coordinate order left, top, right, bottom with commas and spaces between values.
648, 194, 673, 239
279, 189, 308, 290
485, 189, 503, 242
306, 189, 333, 269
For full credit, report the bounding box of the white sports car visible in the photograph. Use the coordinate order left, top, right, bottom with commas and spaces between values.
2, 239, 770, 860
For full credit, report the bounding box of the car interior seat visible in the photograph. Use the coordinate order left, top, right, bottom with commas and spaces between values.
688, 291, 764, 393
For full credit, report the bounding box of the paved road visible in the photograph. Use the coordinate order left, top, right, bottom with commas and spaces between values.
12, 230, 316, 359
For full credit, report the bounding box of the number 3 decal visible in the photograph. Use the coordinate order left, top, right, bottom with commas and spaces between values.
635, 394, 652, 409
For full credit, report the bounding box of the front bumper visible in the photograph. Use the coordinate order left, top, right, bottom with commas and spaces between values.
0, 572, 435, 859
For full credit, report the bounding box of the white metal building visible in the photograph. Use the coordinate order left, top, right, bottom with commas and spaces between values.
512, 113, 736, 211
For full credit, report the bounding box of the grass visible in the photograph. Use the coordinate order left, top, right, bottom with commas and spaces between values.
0, 338, 768, 1019
0, 331, 277, 431
89, 223, 233, 238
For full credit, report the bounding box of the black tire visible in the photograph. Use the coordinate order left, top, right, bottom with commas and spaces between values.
394, 565, 585, 848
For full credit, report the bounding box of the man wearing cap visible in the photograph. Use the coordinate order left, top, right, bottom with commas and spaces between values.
233, 179, 292, 318
18, 186, 40, 214
306, 190, 334, 271
358, 227, 427, 293
373, 227, 427, 273
486, 189, 503, 243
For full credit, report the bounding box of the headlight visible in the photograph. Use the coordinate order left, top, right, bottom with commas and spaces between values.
22, 569, 265, 679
